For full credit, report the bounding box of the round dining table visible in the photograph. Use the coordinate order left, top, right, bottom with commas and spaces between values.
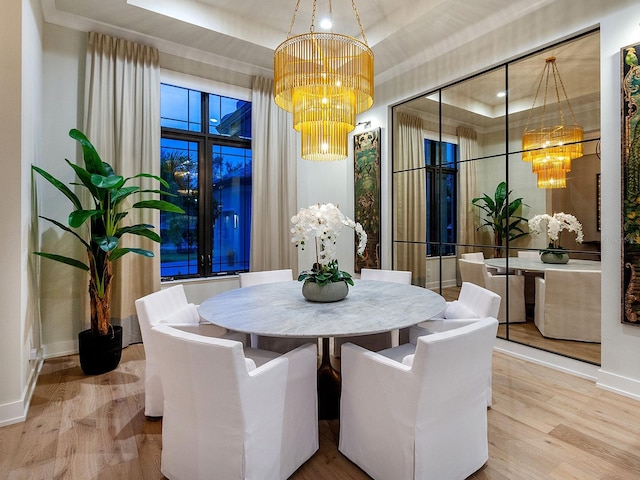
485, 257, 601, 272
199, 279, 446, 418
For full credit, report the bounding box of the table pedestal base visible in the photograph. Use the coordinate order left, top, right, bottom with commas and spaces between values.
317, 337, 341, 420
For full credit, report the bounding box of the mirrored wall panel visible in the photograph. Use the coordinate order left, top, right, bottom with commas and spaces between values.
392, 30, 601, 364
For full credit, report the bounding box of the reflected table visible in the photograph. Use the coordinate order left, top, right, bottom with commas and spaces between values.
485, 257, 601, 273
485, 257, 601, 320
199, 279, 446, 419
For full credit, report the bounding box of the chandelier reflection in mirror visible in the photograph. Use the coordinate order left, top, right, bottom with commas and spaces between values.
274, 0, 374, 161
522, 57, 583, 188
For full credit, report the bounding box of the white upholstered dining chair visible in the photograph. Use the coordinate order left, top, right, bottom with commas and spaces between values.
534, 268, 601, 342
151, 324, 319, 480
458, 258, 526, 323
339, 317, 499, 480
134, 285, 247, 417
239, 269, 310, 353
333, 268, 412, 355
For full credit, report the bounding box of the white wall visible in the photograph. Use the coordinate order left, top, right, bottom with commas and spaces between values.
0, 0, 44, 427
598, 5, 640, 398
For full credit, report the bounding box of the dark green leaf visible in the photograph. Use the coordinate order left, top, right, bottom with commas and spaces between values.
39, 216, 90, 249
69, 129, 107, 176
33, 252, 89, 271
109, 247, 154, 262
133, 199, 185, 214
32, 165, 83, 211
93, 235, 119, 252
91, 173, 125, 190
69, 209, 103, 228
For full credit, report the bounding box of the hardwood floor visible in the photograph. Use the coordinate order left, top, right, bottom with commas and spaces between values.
441, 285, 602, 365
2, 343, 638, 479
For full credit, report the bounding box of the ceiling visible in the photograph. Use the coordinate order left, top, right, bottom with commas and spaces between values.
45, 0, 563, 86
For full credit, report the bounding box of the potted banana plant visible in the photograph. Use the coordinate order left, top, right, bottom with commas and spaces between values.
33, 129, 184, 374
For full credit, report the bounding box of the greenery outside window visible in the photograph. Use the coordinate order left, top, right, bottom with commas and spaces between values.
160, 83, 252, 279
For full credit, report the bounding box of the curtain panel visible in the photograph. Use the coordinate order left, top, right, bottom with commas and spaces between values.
250, 76, 298, 273
84, 32, 160, 345
394, 112, 426, 286
457, 126, 479, 254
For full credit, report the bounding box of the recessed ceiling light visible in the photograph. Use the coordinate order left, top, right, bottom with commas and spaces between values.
320, 18, 332, 29
496, 91, 506, 98
210, 118, 218, 123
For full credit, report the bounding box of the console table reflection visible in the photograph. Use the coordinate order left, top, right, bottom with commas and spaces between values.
199, 279, 446, 419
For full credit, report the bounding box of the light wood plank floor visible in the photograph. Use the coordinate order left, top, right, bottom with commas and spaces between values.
2, 344, 638, 479
441, 286, 602, 365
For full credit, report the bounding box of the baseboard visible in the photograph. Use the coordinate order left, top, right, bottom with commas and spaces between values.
596, 369, 640, 401
0, 356, 43, 427
42, 339, 78, 359
494, 338, 599, 381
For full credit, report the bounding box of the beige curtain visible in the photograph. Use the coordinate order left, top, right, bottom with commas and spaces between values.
250, 76, 298, 273
394, 112, 426, 286
84, 32, 160, 345
457, 126, 479, 254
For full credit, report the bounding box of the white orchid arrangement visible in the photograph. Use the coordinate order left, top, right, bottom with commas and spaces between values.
528, 212, 584, 253
291, 203, 367, 286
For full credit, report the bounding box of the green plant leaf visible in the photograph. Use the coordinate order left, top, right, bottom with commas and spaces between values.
65, 159, 102, 200
69, 209, 103, 228
111, 186, 140, 207
69, 128, 107, 176
39, 215, 90, 249
109, 247, 154, 262
33, 252, 89, 271
91, 173, 125, 190
32, 165, 83, 211
133, 199, 185, 214
128, 172, 171, 189
93, 235, 119, 252
116, 224, 162, 243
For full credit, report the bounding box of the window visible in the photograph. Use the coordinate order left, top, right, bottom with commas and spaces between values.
160, 83, 252, 279
425, 138, 457, 256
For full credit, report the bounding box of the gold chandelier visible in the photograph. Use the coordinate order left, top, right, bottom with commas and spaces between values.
522, 57, 583, 188
274, 0, 374, 161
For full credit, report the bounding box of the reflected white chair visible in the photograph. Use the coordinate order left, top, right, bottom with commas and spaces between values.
535, 269, 601, 342
135, 285, 248, 417
461, 252, 485, 262
339, 317, 499, 480
423, 281, 501, 321
333, 268, 412, 355
458, 258, 526, 323
239, 269, 309, 353
151, 324, 319, 480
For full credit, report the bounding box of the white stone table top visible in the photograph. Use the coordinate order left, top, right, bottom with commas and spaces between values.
485, 257, 601, 273
198, 279, 447, 338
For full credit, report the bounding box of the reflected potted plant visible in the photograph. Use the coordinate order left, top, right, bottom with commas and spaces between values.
472, 181, 528, 257
33, 129, 184, 374
528, 212, 584, 264
291, 203, 367, 302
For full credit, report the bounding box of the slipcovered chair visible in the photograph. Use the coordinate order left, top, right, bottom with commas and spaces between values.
461, 252, 484, 262
462, 251, 502, 274
535, 268, 601, 342
388, 282, 500, 407
135, 285, 247, 417
339, 317, 499, 480
333, 268, 412, 355
421, 281, 501, 322
239, 269, 309, 353
458, 258, 526, 323
151, 324, 319, 480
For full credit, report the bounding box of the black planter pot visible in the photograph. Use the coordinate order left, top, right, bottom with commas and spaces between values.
78, 325, 123, 375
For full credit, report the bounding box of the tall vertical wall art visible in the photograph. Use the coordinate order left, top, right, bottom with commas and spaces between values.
354, 128, 381, 272
622, 42, 640, 325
